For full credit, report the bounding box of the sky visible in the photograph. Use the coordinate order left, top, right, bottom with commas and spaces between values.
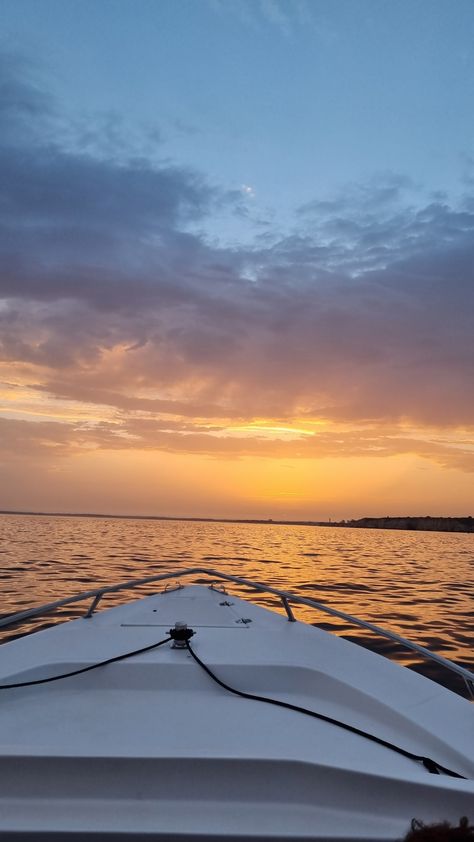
0, 0, 474, 520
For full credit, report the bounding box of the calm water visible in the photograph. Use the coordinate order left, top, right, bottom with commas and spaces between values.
0, 514, 472, 696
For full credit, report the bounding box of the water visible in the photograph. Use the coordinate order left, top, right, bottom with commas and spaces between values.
0, 514, 472, 697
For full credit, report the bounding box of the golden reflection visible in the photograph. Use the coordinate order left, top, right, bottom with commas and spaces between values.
0, 515, 472, 682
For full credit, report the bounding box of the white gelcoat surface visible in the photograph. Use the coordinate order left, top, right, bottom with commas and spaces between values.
0, 584, 472, 840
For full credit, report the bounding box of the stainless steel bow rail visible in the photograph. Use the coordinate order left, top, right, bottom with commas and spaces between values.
1, 567, 473, 698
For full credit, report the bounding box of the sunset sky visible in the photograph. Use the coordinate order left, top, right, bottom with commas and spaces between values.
1, 0, 474, 520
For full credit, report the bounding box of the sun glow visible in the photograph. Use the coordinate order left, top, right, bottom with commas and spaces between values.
224, 420, 326, 440
1, 354, 474, 520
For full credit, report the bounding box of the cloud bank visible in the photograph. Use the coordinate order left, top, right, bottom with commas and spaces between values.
1, 52, 473, 480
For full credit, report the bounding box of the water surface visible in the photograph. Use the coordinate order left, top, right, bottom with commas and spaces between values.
0, 514, 472, 696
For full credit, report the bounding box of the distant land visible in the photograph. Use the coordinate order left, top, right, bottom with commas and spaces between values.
342, 516, 474, 533
0, 510, 473, 534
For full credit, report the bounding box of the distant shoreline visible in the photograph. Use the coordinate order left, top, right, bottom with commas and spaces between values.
0, 510, 473, 534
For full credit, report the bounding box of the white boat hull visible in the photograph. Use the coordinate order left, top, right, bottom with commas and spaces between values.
0, 583, 472, 839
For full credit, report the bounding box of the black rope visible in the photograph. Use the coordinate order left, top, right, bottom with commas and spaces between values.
0, 636, 172, 689
185, 640, 466, 780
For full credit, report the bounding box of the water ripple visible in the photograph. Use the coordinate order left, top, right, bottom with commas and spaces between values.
0, 514, 472, 696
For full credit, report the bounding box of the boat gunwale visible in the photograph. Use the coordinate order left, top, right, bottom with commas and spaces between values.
0, 566, 473, 697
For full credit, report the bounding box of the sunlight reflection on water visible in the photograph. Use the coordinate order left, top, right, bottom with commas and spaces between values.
0, 514, 472, 695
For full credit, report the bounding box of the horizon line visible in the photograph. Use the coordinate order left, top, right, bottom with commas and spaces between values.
1, 509, 473, 528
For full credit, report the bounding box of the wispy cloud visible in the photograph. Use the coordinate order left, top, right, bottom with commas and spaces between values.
259, 0, 292, 37
207, 0, 324, 38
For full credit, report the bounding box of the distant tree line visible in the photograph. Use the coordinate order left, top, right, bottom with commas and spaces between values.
342, 516, 474, 534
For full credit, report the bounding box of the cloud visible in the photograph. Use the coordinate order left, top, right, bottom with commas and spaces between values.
1, 413, 473, 479
298, 173, 417, 216
208, 0, 325, 38
0, 52, 53, 139
1, 51, 474, 477
259, 0, 292, 37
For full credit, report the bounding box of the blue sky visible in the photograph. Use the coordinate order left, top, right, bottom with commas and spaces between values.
1, 0, 474, 517
3, 0, 474, 241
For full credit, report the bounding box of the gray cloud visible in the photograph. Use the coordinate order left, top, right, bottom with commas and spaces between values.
1, 51, 473, 461
297, 172, 417, 217
0, 52, 53, 142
